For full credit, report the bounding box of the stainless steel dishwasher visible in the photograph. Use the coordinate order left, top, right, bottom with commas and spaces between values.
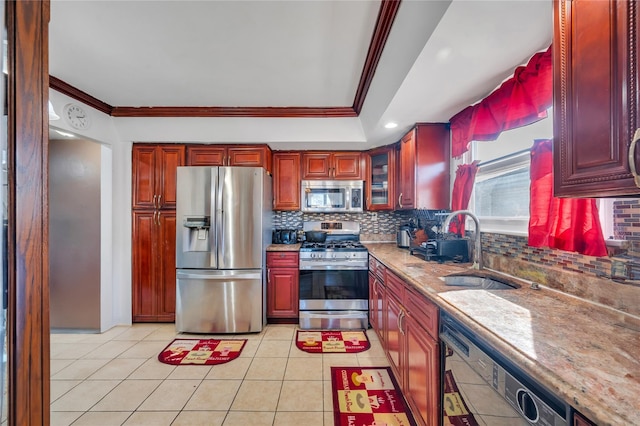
440, 311, 571, 426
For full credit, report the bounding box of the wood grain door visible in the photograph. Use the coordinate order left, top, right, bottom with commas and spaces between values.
156, 145, 185, 209
132, 145, 158, 209
554, 0, 640, 197
186, 145, 226, 166
397, 130, 416, 209
333, 152, 362, 179
273, 152, 301, 210
406, 316, 440, 426
301, 152, 332, 179
267, 268, 299, 318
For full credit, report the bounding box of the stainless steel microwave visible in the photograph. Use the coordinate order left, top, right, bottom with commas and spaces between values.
301, 180, 364, 212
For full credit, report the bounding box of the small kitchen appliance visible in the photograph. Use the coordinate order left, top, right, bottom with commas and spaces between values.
298, 221, 368, 330
396, 224, 414, 248
301, 180, 364, 213
272, 229, 298, 244
423, 238, 469, 262
175, 166, 272, 334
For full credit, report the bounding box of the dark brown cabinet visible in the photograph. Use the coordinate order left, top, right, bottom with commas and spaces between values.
266, 252, 299, 320
554, 0, 640, 197
132, 144, 185, 210
132, 144, 184, 322
368, 256, 386, 339
186, 144, 272, 172
396, 124, 450, 210
131, 211, 177, 322
369, 255, 440, 426
366, 145, 396, 210
405, 289, 440, 426
273, 152, 301, 211
301, 151, 363, 180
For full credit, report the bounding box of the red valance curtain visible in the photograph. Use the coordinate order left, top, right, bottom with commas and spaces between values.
450, 45, 553, 157
528, 139, 607, 257
449, 162, 479, 235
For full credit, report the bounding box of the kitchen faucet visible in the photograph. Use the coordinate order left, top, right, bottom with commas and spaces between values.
442, 210, 483, 270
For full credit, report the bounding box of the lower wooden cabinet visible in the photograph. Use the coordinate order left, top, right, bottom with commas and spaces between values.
132, 210, 177, 322
405, 292, 440, 426
266, 252, 299, 320
369, 259, 440, 426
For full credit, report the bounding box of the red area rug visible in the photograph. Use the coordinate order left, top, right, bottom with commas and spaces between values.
331, 366, 417, 426
296, 330, 370, 354
443, 370, 480, 426
158, 338, 246, 366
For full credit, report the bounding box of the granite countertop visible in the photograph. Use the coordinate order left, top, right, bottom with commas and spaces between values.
266, 243, 301, 251
365, 243, 639, 426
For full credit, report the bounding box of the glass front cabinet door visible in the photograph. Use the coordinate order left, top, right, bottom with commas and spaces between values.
367, 145, 396, 210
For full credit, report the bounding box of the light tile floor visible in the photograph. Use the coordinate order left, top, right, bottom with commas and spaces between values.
50, 324, 389, 426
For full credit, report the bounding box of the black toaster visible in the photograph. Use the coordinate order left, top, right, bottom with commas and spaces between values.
272, 229, 298, 244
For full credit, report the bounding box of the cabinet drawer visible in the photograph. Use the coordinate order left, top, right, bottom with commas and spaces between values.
406, 288, 439, 339
385, 270, 405, 303
267, 252, 299, 268
368, 256, 386, 282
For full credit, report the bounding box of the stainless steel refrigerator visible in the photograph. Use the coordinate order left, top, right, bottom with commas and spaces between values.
175, 166, 272, 333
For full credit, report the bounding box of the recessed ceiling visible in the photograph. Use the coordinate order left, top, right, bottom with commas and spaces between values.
49, 0, 553, 149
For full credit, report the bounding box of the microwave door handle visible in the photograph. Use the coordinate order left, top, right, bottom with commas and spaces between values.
345, 188, 350, 211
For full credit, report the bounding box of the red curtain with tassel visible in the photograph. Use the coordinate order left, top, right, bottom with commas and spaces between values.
528, 139, 607, 257
451, 45, 552, 157
449, 162, 479, 235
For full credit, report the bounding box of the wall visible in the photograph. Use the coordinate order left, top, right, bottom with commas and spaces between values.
49, 90, 130, 328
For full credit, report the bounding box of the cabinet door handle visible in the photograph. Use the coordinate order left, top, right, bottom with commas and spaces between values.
152, 195, 157, 209
153, 211, 158, 226
157, 194, 162, 207
398, 311, 405, 335
398, 193, 403, 208
629, 128, 640, 187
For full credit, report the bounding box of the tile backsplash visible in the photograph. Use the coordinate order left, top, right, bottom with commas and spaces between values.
481, 199, 640, 318
274, 202, 640, 317
273, 210, 414, 237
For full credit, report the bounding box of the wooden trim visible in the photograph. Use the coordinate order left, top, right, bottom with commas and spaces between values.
111, 106, 357, 118
49, 75, 113, 115
8, 0, 51, 424
49, 1, 400, 119
352, 0, 402, 114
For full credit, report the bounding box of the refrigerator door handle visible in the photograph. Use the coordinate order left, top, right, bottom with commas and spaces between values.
177, 271, 262, 280
216, 168, 224, 266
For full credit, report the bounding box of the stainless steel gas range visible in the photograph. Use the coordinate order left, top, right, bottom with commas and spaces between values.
298, 221, 369, 330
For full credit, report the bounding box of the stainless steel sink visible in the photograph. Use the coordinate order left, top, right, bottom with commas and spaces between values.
442, 274, 518, 290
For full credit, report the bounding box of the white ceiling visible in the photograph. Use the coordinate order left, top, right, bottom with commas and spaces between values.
49, 0, 553, 150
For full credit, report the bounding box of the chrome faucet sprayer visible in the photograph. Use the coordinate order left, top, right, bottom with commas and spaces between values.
442, 210, 483, 270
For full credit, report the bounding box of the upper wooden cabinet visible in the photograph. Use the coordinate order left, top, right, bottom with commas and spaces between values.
273, 152, 301, 211
396, 124, 450, 210
301, 151, 363, 180
132, 144, 185, 210
554, 0, 640, 197
366, 145, 396, 210
186, 144, 272, 172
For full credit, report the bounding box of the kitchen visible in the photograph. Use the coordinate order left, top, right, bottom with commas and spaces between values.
5, 0, 640, 425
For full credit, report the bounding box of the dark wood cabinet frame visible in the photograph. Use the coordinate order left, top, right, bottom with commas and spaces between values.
7, 0, 51, 424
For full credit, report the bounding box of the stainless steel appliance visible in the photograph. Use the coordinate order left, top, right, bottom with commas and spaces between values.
440, 311, 570, 426
298, 221, 368, 329
175, 166, 272, 333
396, 224, 414, 248
301, 180, 364, 212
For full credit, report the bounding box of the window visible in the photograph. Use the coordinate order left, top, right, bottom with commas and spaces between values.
462, 111, 553, 235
